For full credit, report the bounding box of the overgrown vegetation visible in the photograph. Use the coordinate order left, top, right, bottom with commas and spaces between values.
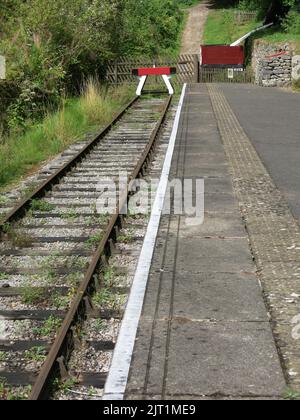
178, 0, 203, 7
30, 199, 55, 212
204, 8, 261, 44
204, 1, 300, 47
33, 315, 62, 337
0, 0, 189, 191
0, 81, 134, 189
283, 387, 300, 400
0, 0, 184, 130
0, 378, 32, 400
293, 78, 300, 91
2, 223, 33, 247
24, 346, 47, 362
21, 286, 47, 305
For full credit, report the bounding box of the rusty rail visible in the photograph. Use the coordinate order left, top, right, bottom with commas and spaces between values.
28, 95, 172, 399
0, 96, 139, 232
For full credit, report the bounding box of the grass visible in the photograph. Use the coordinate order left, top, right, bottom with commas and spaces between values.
24, 346, 47, 362
250, 25, 300, 49
0, 195, 7, 205
30, 199, 55, 212
293, 79, 300, 92
178, 0, 202, 9
92, 288, 124, 311
0, 378, 32, 400
33, 315, 62, 337
2, 223, 33, 248
203, 3, 300, 49
50, 292, 70, 309
102, 267, 115, 287
203, 8, 261, 45
93, 319, 105, 332
61, 207, 79, 221
53, 377, 79, 395
118, 230, 134, 243
85, 232, 103, 248
283, 388, 300, 400
21, 286, 46, 305
0, 81, 135, 191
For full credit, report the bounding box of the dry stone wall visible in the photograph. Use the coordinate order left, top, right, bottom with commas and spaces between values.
252, 41, 293, 87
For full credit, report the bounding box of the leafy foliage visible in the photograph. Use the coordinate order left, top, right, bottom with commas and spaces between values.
0, 0, 184, 131
0, 80, 134, 188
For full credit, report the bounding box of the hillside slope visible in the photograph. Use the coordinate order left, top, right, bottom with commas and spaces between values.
180, 1, 210, 54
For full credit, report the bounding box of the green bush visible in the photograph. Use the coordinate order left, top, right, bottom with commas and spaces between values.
0, 0, 184, 131
282, 10, 300, 34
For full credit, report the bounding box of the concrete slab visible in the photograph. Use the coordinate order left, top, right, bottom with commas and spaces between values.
179, 212, 246, 238
184, 164, 230, 178
184, 153, 227, 165
173, 272, 268, 321
142, 271, 173, 320
166, 320, 285, 397
204, 193, 239, 213
126, 319, 169, 396
204, 177, 234, 194
176, 238, 255, 273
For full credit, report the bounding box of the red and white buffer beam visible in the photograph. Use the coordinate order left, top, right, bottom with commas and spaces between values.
132, 67, 176, 96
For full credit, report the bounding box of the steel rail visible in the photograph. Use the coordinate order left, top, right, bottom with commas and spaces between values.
29, 95, 172, 400
0, 96, 139, 233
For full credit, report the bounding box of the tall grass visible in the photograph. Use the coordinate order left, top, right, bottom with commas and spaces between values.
0, 81, 134, 190
293, 78, 300, 92
203, 6, 300, 48
203, 9, 261, 45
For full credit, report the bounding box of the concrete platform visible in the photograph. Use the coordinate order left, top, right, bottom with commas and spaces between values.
125, 84, 286, 400
219, 84, 300, 223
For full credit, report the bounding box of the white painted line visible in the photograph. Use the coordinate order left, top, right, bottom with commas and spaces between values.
103, 84, 187, 400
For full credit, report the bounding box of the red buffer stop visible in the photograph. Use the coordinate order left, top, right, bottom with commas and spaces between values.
132, 67, 177, 96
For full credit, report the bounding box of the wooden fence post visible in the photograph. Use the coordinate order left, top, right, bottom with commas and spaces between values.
193, 54, 199, 83
114, 61, 118, 85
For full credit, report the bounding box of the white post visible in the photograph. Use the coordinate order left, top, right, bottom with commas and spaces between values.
162, 75, 174, 95
292, 56, 300, 82
0, 56, 6, 80
228, 69, 234, 79
136, 75, 147, 96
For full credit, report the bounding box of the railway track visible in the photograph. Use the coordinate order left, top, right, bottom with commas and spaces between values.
0, 94, 172, 400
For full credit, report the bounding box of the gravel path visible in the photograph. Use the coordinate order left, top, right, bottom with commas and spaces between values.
180, 1, 210, 55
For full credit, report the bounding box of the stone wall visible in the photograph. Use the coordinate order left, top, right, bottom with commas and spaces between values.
292, 55, 300, 82
252, 41, 293, 87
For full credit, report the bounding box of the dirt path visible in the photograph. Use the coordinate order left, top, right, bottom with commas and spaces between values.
180, 1, 210, 55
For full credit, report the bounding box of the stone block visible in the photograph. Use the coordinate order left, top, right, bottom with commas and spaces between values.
0, 56, 5, 80
292, 55, 300, 81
